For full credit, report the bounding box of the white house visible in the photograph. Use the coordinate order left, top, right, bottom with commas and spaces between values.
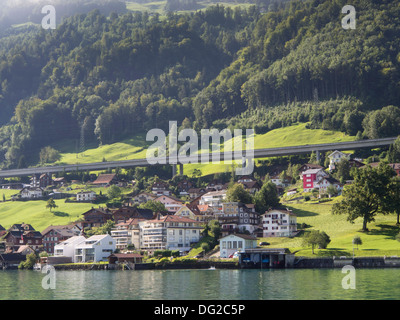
219, 234, 258, 258
76, 191, 96, 202
20, 187, 43, 199
302, 168, 329, 192
261, 209, 297, 237
74, 234, 116, 263
316, 177, 343, 195
198, 190, 227, 215
54, 236, 86, 263
328, 150, 350, 171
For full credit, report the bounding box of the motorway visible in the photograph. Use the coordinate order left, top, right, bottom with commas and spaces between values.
0, 137, 396, 178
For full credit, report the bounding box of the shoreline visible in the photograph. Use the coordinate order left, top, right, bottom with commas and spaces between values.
45, 255, 400, 271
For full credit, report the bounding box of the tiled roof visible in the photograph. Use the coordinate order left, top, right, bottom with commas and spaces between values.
92, 174, 116, 184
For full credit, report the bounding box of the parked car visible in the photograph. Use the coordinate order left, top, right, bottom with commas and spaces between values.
259, 242, 270, 246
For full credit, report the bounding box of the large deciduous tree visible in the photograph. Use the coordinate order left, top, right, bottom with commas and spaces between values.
332, 163, 396, 232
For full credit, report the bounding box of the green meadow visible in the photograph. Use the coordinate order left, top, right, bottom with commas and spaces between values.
54, 123, 355, 177
260, 199, 400, 257
126, 0, 255, 16
0, 199, 95, 232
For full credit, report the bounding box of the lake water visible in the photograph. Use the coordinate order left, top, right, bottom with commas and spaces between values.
0, 268, 399, 300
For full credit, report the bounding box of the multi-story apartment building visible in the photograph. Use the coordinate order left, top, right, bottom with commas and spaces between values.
139, 215, 202, 253
198, 190, 226, 215
218, 202, 260, 236
261, 209, 297, 237
111, 218, 143, 250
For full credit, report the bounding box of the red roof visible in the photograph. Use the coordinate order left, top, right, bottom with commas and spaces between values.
92, 174, 117, 185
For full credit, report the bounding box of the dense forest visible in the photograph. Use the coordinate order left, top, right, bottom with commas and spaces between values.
0, 0, 399, 169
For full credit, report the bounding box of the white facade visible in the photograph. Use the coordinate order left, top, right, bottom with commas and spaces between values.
139, 216, 202, 252
74, 234, 116, 262
76, 191, 96, 202
219, 234, 257, 258
20, 187, 43, 199
316, 178, 343, 194
328, 150, 350, 171
199, 190, 226, 214
54, 236, 86, 263
261, 209, 297, 237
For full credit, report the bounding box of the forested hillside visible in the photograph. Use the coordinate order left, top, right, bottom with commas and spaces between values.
0, 0, 399, 170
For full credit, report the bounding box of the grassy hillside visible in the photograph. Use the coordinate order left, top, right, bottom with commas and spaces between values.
0, 199, 95, 232
260, 200, 400, 257
54, 123, 355, 177
126, 0, 255, 15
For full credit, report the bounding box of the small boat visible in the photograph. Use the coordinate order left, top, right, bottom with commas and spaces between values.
208, 266, 216, 270
33, 263, 42, 271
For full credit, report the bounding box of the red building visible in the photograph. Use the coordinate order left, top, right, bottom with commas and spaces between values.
41, 225, 80, 254
302, 168, 328, 192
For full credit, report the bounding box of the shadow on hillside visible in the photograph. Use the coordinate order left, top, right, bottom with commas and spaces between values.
53, 211, 69, 217
286, 207, 319, 217
315, 248, 351, 257
367, 224, 400, 240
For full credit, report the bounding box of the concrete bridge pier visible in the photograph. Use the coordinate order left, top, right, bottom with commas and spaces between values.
316, 150, 320, 163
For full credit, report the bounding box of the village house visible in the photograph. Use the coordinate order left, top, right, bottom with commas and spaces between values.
154, 195, 183, 214
219, 234, 258, 258
299, 163, 325, 173
188, 188, 206, 199
139, 215, 202, 253
261, 209, 297, 238
174, 204, 212, 223
76, 190, 96, 202
302, 168, 329, 192
198, 190, 227, 215
80, 207, 113, 229
205, 179, 226, 191
54, 236, 86, 263
92, 173, 118, 187
218, 202, 260, 236
328, 150, 350, 171
31, 173, 52, 188
270, 174, 292, 188
129, 192, 157, 205
52, 177, 66, 187
41, 225, 80, 254
176, 179, 194, 196
237, 176, 261, 194
110, 218, 144, 250
3, 223, 43, 252
74, 234, 116, 263
151, 179, 171, 196
316, 177, 343, 195
112, 206, 154, 224
15, 245, 36, 256
19, 186, 44, 199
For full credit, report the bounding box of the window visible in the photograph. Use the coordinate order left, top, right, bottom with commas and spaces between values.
222, 241, 226, 249
228, 242, 232, 249
238, 241, 243, 249
233, 241, 237, 249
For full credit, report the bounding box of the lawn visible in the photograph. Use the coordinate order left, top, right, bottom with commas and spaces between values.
260, 201, 400, 257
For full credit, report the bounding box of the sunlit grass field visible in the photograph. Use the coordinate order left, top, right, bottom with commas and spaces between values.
260, 200, 400, 257
54, 123, 355, 177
